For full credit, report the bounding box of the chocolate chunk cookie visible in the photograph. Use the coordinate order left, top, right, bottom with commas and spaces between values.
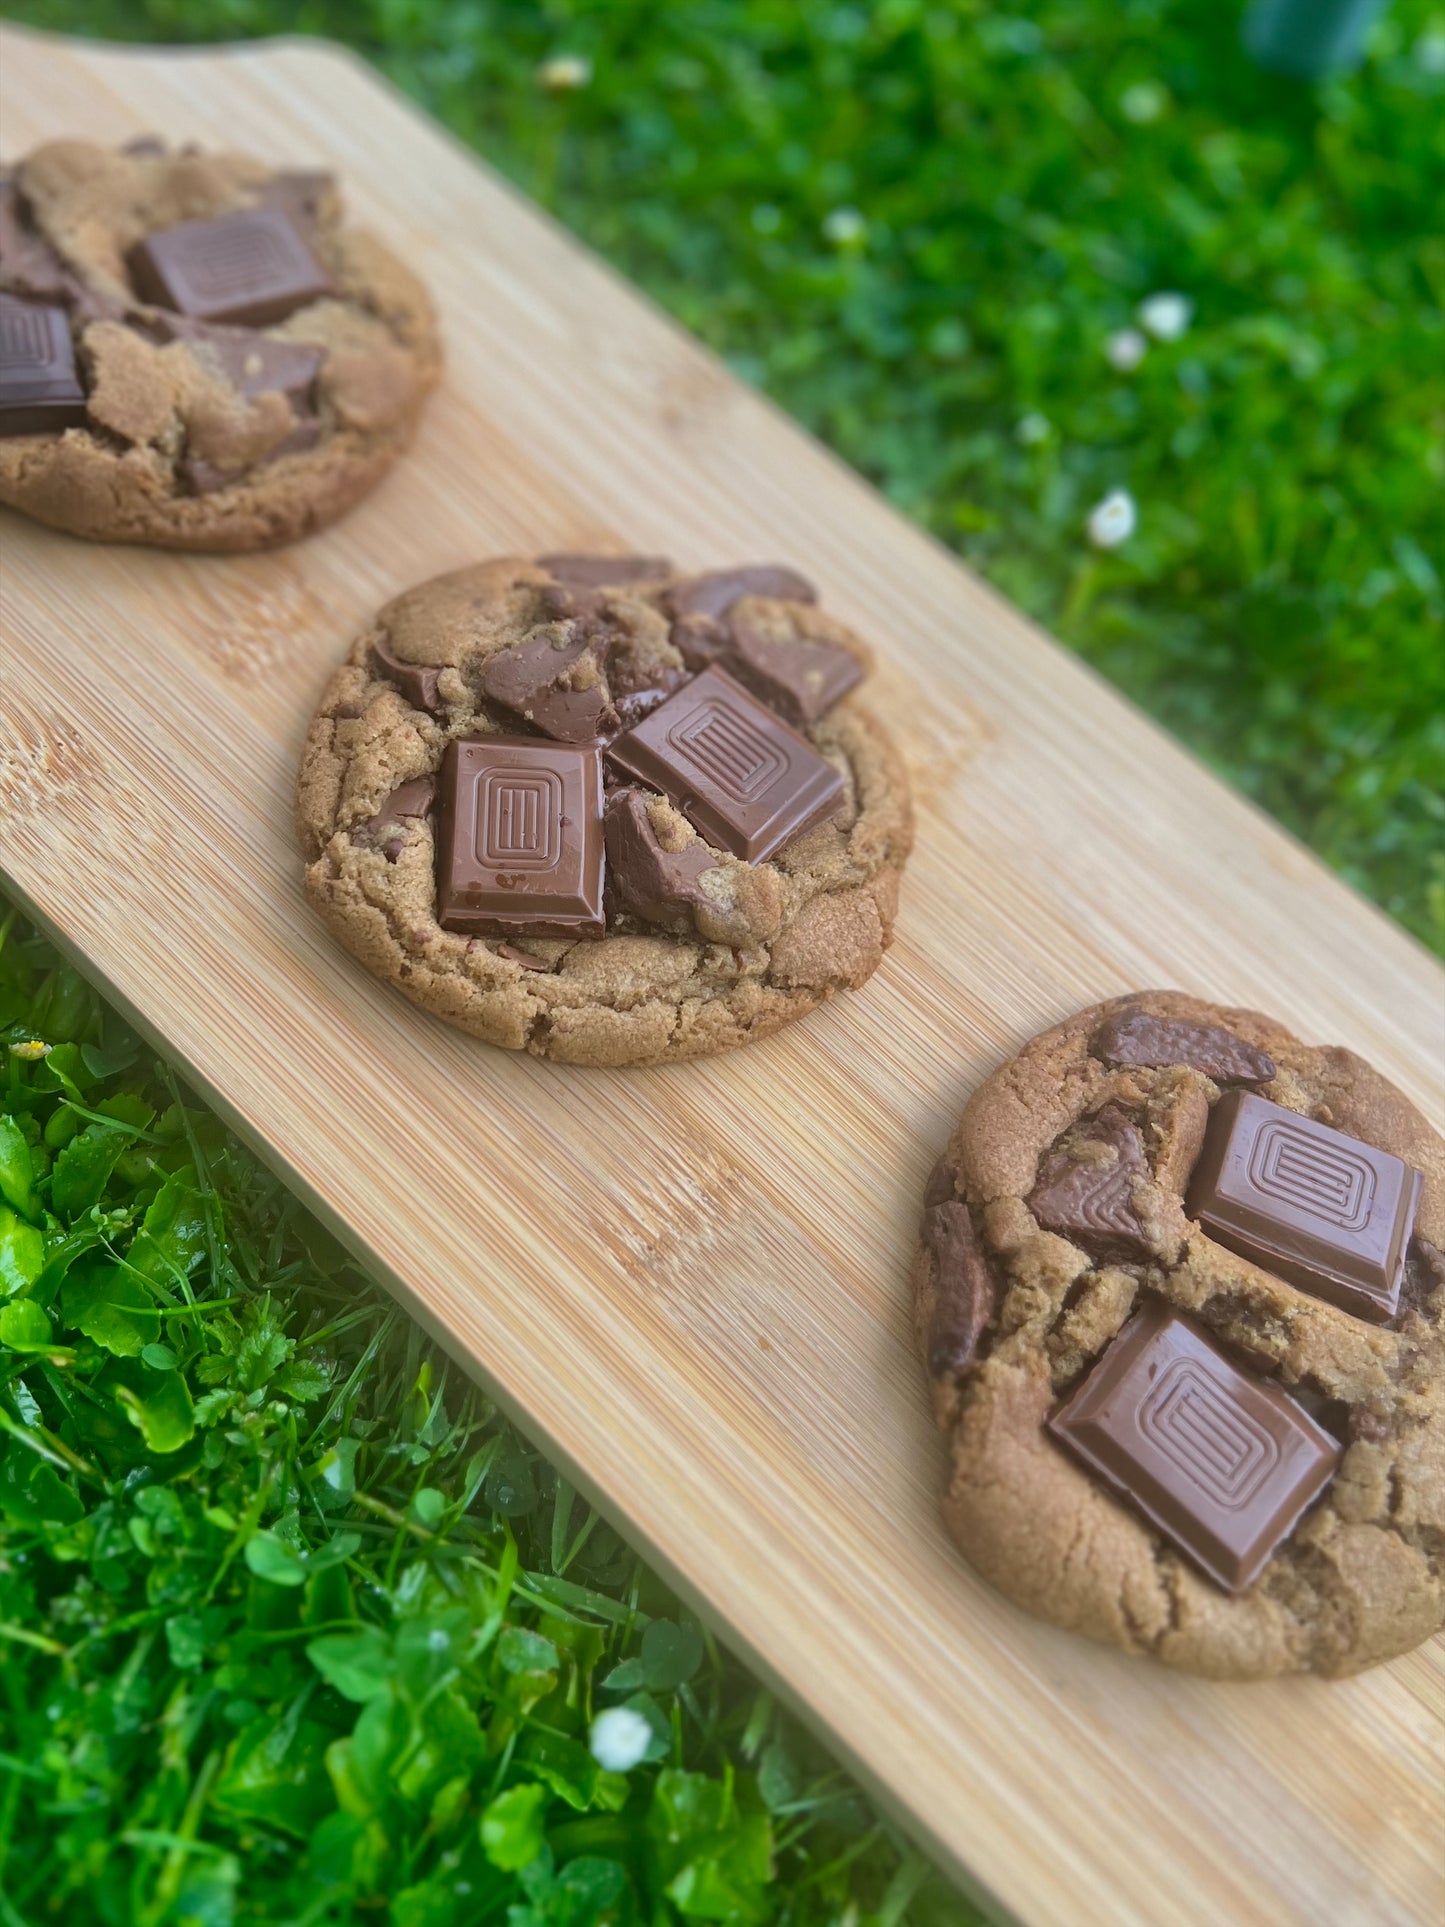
913, 990, 1444, 1679
296, 556, 912, 1065
0, 139, 438, 548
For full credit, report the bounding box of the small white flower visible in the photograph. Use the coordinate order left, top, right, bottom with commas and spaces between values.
589, 1706, 653, 1773
538, 54, 592, 91
1106, 328, 1148, 372
1015, 411, 1051, 446
1137, 292, 1192, 341
1120, 80, 1168, 124
1087, 489, 1138, 550
8, 1039, 49, 1060
1415, 29, 1445, 75
822, 206, 867, 247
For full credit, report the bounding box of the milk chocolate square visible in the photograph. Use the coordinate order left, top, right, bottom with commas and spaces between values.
604, 666, 844, 863
0, 296, 87, 435
1048, 1301, 1340, 1593
1187, 1091, 1421, 1322
436, 738, 605, 940
127, 208, 328, 327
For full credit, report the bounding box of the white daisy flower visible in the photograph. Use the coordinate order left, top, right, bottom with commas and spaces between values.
538, 54, 592, 91
1087, 489, 1138, 550
822, 206, 867, 247
1106, 327, 1148, 371
1138, 292, 1192, 341
589, 1706, 653, 1773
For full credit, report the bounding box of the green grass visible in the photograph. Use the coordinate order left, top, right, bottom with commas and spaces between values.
0, 910, 976, 1927
7, 0, 1445, 949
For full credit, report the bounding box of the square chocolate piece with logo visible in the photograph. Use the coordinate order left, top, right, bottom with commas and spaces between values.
0, 296, 87, 435
436, 737, 605, 940
127, 207, 329, 327
1187, 1091, 1421, 1323
605, 665, 844, 864
1048, 1300, 1340, 1594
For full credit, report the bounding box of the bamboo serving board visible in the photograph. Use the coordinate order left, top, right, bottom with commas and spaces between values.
2, 26, 1442, 1926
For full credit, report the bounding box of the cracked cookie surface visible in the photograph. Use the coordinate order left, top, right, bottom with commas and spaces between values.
0, 139, 439, 549
913, 990, 1444, 1679
296, 556, 913, 1066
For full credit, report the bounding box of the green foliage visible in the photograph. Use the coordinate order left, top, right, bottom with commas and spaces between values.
8, 0, 1444, 950
0, 906, 976, 1923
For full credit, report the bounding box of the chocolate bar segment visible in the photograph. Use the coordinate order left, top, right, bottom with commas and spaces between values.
127, 208, 328, 327
1187, 1091, 1421, 1322
436, 737, 605, 939
1048, 1300, 1340, 1593
0, 296, 87, 435
605, 666, 844, 863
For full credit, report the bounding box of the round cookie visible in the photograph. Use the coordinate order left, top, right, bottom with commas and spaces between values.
0, 138, 439, 548
296, 555, 913, 1066
913, 990, 1444, 1680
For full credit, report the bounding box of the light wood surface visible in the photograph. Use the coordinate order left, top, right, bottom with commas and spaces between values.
2, 27, 1442, 1926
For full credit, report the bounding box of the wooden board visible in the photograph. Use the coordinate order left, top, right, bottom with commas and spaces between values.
2, 26, 1442, 1926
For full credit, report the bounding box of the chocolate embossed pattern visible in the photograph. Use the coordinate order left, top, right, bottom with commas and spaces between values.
0, 139, 439, 549
912, 989, 1444, 1678
297, 555, 912, 1066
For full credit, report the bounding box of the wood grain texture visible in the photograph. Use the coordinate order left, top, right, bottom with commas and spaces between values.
2, 27, 1442, 1926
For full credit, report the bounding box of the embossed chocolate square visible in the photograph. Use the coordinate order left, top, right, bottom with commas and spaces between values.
1048, 1300, 1340, 1593
436, 737, 605, 940
127, 208, 329, 327
1188, 1091, 1421, 1322
0, 296, 87, 435
605, 665, 844, 863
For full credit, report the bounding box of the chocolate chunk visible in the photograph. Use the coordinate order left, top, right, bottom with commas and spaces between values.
0, 180, 122, 325
127, 208, 329, 327
1028, 1104, 1153, 1262
538, 553, 671, 590
144, 313, 324, 405
922, 1200, 996, 1378
720, 615, 864, 727
496, 943, 551, 971
604, 787, 718, 931
370, 640, 443, 715
482, 632, 613, 743
121, 136, 168, 157
923, 1155, 956, 1210
1093, 1010, 1276, 1085
0, 296, 87, 436
606, 666, 845, 864
668, 565, 817, 624
1187, 1092, 1422, 1323
354, 777, 434, 861
671, 615, 732, 673
1048, 1300, 1341, 1594
435, 737, 605, 939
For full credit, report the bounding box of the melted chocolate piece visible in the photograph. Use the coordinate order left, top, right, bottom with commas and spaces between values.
921, 1200, 996, 1378
0, 179, 123, 325
923, 1155, 957, 1210
603, 787, 718, 931
605, 666, 845, 864
1048, 1300, 1341, 1594
370, 640, 443, 715
538, 553, 671, 590
668, 564, 816, 624
1029, 1104, 1152, 1262
721, 614, 864, 727
0, 296, 87, 436
1187, 1092, 1422, 1324
1092, 1010, 1276, 1085
495, 943, 551, 971
121, 136, 168, 158
435, 737, 605, 939
481, 631, 614, 743
144, 312, 324, 404
355, 777, 435, 863
128, 207, 329, 327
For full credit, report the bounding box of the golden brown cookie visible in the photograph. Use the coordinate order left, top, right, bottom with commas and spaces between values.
914, 990, 1444, 1679
0, 138, 439, 548
296, 556, 913, 1066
